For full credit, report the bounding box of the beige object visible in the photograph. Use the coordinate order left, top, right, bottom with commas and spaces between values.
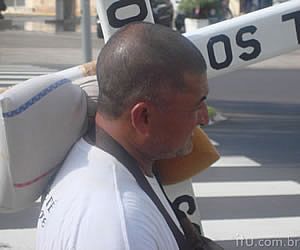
156, 127, 220, 185
229, 0, 241, 17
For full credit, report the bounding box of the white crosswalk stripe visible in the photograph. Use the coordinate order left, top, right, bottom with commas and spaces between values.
211, 155, 261, 167
0, 65, 56, 87
202, 217, 300, 241
193, 180, 300, 197
0, 229, 36, 250
209, 139, 219, 146
195, 141, 300, 244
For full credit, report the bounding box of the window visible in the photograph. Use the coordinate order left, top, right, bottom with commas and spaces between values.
5, 0, 25, 7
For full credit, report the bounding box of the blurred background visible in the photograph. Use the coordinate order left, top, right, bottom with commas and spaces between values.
0, 0, 289, 37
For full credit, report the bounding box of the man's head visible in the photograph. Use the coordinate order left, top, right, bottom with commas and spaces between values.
96, 22, 208, 162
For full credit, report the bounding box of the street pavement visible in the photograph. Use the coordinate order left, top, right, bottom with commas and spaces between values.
0, 30, 300, 249
196, 50, 300, 249
0, 30, 104, 70
198, 103, 300, 249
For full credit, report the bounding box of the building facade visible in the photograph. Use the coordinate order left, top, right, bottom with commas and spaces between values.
5, 0, 97, 17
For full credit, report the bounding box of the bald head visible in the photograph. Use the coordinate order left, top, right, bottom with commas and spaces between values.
96, 22, 207, 118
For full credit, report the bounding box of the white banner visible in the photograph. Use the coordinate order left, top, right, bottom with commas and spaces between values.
164, 179, 204, 234
96, 0, 154, 42
96, 0, 300, 78
186, 0, 300, 78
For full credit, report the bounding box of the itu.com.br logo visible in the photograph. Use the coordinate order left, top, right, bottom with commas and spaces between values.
235, 234, 300, 248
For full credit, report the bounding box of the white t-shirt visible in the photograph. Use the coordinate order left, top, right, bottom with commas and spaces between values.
36, 138, 182, 250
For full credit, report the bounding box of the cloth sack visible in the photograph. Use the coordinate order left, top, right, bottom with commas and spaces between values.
0, 74, 87, 212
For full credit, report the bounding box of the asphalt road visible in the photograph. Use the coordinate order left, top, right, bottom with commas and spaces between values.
206, 52, 300, 164
0, 30, 104, 70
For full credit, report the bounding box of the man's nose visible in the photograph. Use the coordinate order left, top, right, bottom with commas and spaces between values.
197, 104, 209, 126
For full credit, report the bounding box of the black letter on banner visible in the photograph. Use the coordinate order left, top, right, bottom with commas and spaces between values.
282, 11, 300, 44
236, 25, 261, 61
173, 195, 196, 215
207, 35, 233, 70
107, 0, 148, 28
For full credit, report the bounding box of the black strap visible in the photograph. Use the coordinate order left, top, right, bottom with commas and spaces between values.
95, 128, 189, 249
154, 168, 188, 221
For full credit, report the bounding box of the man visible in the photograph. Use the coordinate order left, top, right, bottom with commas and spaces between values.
36, 22, 209, 249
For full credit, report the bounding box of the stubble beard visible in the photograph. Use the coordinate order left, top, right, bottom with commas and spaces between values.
175, 136, 193, 157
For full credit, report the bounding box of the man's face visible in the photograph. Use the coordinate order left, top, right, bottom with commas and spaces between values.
149, 72, 209, 160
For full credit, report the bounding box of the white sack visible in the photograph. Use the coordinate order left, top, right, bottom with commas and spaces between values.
0, 74, 87, 212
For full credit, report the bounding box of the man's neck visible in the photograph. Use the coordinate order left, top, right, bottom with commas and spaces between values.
95, 113, 154, 177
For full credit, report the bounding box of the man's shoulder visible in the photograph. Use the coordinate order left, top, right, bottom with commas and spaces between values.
37, 139, 178, 249
36, 138, 138, 249
52, 138, 131, 186
44, 137, 154, 216
41, 137, 142, 220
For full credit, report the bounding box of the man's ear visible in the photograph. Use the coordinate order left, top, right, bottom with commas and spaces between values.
130, 102, 150, 136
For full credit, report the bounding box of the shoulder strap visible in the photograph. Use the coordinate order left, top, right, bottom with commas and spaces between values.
95, 128, 189, 250
124, 157, 188, 249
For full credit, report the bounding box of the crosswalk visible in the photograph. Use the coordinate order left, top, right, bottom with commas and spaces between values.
194, 141, 300, 247
0, 65, 57, 89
